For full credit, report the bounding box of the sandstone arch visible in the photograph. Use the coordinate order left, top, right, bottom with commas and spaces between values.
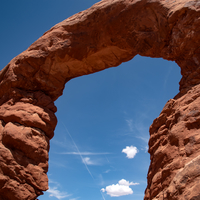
1, 0, 200, 199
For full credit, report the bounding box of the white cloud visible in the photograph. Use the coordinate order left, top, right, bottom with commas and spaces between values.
47, 187, 71, 199
82, 157, 98, 165
101, 179, 139, 197
101, 184, 133, 197
118, 179, 139, 186
122, 146, 138, 159
101, 188, 106, 193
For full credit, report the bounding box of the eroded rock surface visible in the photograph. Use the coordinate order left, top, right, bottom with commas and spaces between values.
146, 84, 200, 199
0, 89, 57, 199
0, 0, 200, 199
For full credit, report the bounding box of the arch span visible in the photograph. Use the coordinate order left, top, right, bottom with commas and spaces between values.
0, 0, 200, 199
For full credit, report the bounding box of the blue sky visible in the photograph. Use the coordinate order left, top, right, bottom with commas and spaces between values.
0, 1, 181, 200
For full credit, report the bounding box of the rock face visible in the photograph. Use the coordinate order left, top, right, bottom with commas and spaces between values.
0, 90, 57, 199
146, 84, 200, 199
0, 0, 200, 199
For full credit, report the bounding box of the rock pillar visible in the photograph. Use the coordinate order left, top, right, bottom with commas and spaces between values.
0, 89, 57, 199
145, 85, 200, 199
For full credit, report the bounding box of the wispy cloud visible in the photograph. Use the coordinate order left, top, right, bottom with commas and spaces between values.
100, 190, 106, 200
122, 146, 138, 159
136, 135, 149, 144
101, 179, 139, 197
62, 123, 94, 180
98, 174, 105, 186
47, 187, 71, 199
163, 64, 173, 89
82, 157, 100, 165
51, 135, 75, 150
125, 118, 149, 147
118, 179, 139, 186
48, 180, 79, 200
141, 145, 148, 153
126, 119, 134, 132
49, 179, 60, 186
103, 169, 111, 173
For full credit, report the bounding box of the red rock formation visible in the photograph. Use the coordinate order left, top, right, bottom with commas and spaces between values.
146, 84, 200, 199
0, 89, 57, 199
0, 0, 200, 199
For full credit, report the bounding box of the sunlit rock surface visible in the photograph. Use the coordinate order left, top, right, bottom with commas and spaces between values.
0, 0, 200, 199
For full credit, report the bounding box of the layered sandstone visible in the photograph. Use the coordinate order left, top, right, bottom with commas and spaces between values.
0, 0, 200, 199
0, 90, 57, 199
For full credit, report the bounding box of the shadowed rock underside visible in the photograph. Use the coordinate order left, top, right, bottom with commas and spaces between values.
0, 0, 200, 199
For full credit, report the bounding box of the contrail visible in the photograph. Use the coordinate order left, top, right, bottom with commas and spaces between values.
100, 190, 106, 200
62, 122, 94, 180
62, 122, 106, 199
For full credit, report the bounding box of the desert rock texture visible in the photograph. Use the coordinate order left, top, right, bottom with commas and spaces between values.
0, 0, 200, 199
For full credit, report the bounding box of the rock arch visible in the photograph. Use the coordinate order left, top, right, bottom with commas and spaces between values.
0, 0, 200, 199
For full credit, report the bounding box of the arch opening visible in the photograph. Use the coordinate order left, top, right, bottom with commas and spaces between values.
40, 56, 181, 200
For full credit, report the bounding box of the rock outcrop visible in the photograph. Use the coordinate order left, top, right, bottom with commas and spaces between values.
146, 84, 200, 199
0, 0, 200, 199
0, 90, 57, 199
